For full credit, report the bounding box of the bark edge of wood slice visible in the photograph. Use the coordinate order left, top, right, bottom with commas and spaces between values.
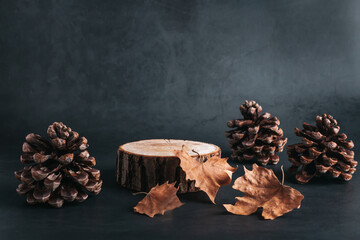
116, 139, 221, 193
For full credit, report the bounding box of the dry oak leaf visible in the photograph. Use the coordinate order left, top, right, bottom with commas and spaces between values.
223, 164, 304, 220
133, 182, 183, 218
173, 148, 238, 204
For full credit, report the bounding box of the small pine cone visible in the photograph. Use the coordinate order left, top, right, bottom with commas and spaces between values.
287, 114, 357, 184
225, 100, 287, 165
15, 122, 102, 207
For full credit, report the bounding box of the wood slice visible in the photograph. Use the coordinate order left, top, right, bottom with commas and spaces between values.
116, 139, 221, 193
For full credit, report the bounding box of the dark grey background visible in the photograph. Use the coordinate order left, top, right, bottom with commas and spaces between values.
1, 0, 360, 239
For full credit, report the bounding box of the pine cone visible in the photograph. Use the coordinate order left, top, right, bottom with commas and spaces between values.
15, 122, 102, 207
225, 100, 287, 165
287, 114, 357, 183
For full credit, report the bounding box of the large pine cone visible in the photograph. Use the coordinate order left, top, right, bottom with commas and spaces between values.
15, 122, 102, 207
287, 114, 357, 183
225, 100, 287, 165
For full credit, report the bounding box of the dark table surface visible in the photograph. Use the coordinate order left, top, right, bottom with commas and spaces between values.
1, 147, 359, 240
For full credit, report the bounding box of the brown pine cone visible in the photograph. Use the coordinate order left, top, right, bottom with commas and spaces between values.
15, 122, 102, 207
287, 114, 357, 183
225, 100, 287, 165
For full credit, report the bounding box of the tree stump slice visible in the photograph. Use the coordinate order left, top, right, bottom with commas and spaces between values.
116, 139, 221, 193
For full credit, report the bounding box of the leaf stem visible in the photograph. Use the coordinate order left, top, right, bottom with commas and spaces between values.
132, 192, 148, 196
192, 149, 200, 158
281, 165, 284, 185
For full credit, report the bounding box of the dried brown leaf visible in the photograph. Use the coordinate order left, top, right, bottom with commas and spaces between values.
223, 163, 304, 220
133, 182, 183, 218
173, 149, 238, 204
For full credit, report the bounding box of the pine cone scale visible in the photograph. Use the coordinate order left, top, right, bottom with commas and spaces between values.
48, 194, 64, 208
20, 154, 34, 164
25, 134, 51, 151
20, 170, 34, 184
26, 193, 37, 205
33, 185, 51, 202
44, 173, 62, 191
60, 185, 78, 202
22, 142, 36, 153
16, 183, 34, 195
76, 191, 88, 202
